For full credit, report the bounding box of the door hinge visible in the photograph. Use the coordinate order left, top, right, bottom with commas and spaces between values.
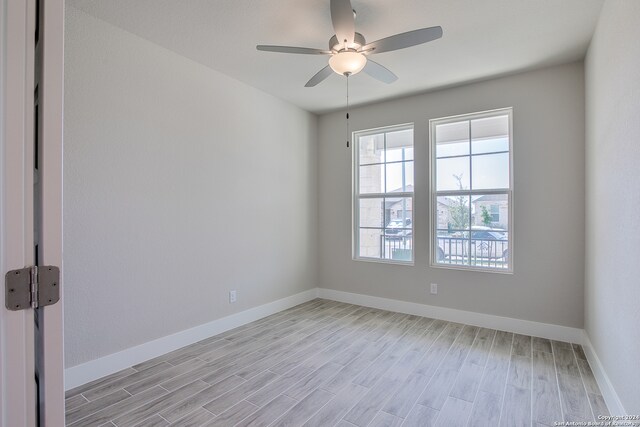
5, 266, 59, 310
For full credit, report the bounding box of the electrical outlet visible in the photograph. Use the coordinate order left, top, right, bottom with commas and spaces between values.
430, 283, 438, 295
229, 290, 237, 303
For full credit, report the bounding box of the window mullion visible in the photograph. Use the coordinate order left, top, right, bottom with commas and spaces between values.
467, 120, 473, 266
383, 131, 387, 259
359, 192, 413, 199
437, 150, 509, 160
435, 189, 509, 197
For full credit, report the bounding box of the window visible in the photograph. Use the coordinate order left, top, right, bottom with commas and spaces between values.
490, 204, 500, 222
354, 124, 414, 263
430, 108, 512, 272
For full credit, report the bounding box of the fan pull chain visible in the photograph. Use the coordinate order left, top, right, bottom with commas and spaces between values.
346, 73, 350, 148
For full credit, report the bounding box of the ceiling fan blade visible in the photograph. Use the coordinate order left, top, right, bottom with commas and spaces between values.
305, 65, 334, 87
330, 0, 355, 47
256, 45, 331, 55
363, 26, 443, 54
363, 60, 398, 84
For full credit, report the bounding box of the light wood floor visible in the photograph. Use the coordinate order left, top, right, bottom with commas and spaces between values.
65, 299, 608, 426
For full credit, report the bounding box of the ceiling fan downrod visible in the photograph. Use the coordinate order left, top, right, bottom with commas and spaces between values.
346, 73, 350, 148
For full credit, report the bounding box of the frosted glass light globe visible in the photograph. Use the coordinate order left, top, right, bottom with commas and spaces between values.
329, 51, 367, 76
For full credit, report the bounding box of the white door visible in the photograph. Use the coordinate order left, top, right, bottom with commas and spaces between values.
1, 0, 65, 425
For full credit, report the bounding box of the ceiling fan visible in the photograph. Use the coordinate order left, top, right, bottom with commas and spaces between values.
256, 0, 443, 87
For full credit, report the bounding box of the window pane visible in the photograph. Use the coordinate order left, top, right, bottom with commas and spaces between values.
471, 194, 508, 230
359, 164, 384, 194
436, 195, 470, 232
359, 228, 384, 259
359, 198, 384, 228
384, 196, 413, 261
471, 115, 509, 154
470, 194, 509, 268
386, 146, 414, 163
471, 153, 509, 189
470, 231, 509, 259
384, 197, 412, 232
384, 234, 413, 262
436, 157, 469, 191
386, 161, 414, 193
435, 230, 470, 266
386, 129, 414, 161
435, 195, 471, 266
436, 121, 469, 158
359, 133, 385, 165
472, 137, 509, 155
437, 141, 469, 158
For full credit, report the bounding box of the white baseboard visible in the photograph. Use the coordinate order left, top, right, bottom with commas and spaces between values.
65, 288, 319, 390
317, 288, 584, 344
66, 285, 623, 418
582, 331, 627, 416
318, 288, 631, 414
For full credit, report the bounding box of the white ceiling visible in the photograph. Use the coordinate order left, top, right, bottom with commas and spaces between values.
69, 0, 604, 114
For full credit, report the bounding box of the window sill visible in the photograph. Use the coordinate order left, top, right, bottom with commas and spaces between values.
353, 257, 414, 266
430, 262, 513, 274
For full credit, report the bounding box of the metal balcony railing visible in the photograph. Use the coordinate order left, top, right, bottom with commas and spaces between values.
379, 234, 413, 261
371, 232, 509, 268
436, 236, 509, 269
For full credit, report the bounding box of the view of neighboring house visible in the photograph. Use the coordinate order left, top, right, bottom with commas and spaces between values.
472, 194, 508, 230
436, 194, 508, 231
386, 184, 413, 222
370, 186, 507, 232
436, 197, 455, 229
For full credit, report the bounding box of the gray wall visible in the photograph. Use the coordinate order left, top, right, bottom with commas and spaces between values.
585, 0, 640, 413
63, 7, 318, 368
318, 62, 585, 328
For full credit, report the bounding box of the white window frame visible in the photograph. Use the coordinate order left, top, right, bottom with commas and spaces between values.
353, 123, 415, 265
429, 108, 514, 273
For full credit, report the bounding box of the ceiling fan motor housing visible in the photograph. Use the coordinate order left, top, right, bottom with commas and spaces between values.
330, 32, 366, 52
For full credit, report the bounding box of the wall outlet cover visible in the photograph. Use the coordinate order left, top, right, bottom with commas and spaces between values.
430, 283, 438, 295
229, 290, 237, 303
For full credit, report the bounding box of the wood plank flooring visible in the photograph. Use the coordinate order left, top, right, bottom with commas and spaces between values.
65, 299, 609, 426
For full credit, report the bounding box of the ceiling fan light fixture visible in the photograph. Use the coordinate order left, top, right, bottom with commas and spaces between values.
329, 51, 367, 76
